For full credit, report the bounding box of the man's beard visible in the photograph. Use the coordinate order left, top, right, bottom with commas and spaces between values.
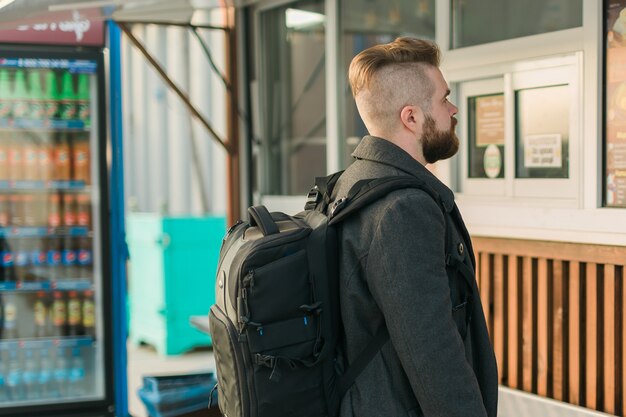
421, 114, 459, 164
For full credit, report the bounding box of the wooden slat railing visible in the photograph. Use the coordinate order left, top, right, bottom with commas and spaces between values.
473, 237, 626, 415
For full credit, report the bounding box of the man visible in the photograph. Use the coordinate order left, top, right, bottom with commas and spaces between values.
332, 37, 498, 417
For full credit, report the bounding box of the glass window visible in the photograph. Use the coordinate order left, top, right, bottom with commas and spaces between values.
467, 94, 505, 179
451, 0, 582, 48
259, 0, 326, 195
340, 0, 435, 167
606, 0, 626, 207
515, 85, 569, 179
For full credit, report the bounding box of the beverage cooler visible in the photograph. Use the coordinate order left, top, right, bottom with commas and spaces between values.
0, 47, 116, 416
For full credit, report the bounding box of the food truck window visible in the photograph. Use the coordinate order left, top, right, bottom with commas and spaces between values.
515, 85, 570, 179
468, 93, 505, 179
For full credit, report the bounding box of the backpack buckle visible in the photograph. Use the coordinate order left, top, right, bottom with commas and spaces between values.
254, 354, 276, 368
304, 186, 321, 210
330, 197, 347, 217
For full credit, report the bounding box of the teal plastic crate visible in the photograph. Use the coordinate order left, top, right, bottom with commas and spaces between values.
127, 214, 226, 355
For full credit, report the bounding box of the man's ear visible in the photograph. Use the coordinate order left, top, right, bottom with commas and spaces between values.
400, 104, 424, 134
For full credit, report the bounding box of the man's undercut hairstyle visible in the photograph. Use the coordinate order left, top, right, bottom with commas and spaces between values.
348, 37, 441, 135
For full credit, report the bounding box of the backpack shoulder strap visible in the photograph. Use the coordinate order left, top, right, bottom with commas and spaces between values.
304, 171, 344, 212
328, 176, 444, 225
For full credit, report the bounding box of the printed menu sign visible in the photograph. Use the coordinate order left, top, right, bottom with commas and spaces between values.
475, 94, 505, 146
606, 0, 626, 207
524, 134, 562, 168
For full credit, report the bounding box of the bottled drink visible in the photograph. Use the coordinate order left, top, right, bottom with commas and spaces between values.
33, 193, 47, 227
14, 239, 31, 283
30, 239, 46, 279
67, 290, 82, 336
62, 237, 76, 279
0, 351, 8, 401
76, 194, 91, 227
8, 134, 23, 181
53, 347, 69, 398
67, 347, 85, 396
0, 69, 12, 119
0, 195, 9, 227
59, 72, 76, 121
38, 349, 54, 398
54, 134, 71, 181
63, 194, 76, 226
76, 237, 93, 279
22, 348, 38, 400
12, 70, 29, 120
22, 194, 36, 226
2, 293, 18, 339
34, 291, 48, 337
28, 70, 45, 121
44, 71, 60, 120
9, 194, 23, 226
0, 132, 9, 179
0, 238, 15, 282
6, 349, 24, 400
46, 237, 62, 282
82, 290, 95, 338
72, 139, 90, 184
22, 140, 39, 181
51, 291, 66, 337
48, 194, 61, 228
38, 139, 54, 182
76, 74, 91, 127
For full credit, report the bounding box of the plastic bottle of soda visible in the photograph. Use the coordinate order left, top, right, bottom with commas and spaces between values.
46, 237, 62, 282
22, 348, 38, 400
76, 237, 92, 279
72, 139, 90, 184
0, 195, 9, 227
44, 71, 60, 120
22, 139, 39, 181
6, 349, 24, 400
0, 238, 15, 282
28, 71, 45, 121
38, 135, 54, 182
67, 347, 85, 396
2, 293, 18, 339
62, 236, 76, 279
8, 133, 23, 181
0, 69, 12, 119
30, 239, 46, 282
63, 194, 76, 227
34, 291, 48, 337
12, 70, 29, 120
54, 134, 71, 181
22, 194, 36, 226
48, 194, 61, 228
51, 291, 66, 337
9, 194, 23, 227
38, 349, 54, 398
14, 239, 30, 283
82, 289, 95, 338
0, 132, 9, 179
59, 72, 76, 121
67, 290, 82, 336
53, 347, 69, 398
76, 194, 91, 228
76, 74, 90, 127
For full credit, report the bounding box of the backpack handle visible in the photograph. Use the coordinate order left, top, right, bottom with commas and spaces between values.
248, 206, 279, 236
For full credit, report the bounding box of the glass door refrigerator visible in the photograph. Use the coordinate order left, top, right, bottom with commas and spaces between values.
0, 48, 115, 416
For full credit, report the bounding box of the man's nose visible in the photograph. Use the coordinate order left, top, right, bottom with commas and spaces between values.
449, 102, 458, 116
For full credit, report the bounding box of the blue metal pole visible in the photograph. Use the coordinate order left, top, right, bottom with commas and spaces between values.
107, 20, 129, 417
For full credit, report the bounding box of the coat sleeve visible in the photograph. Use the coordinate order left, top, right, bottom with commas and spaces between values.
366, 190, 488, 417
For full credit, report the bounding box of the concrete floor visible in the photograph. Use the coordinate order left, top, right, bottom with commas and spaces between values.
126, 341, 216, 417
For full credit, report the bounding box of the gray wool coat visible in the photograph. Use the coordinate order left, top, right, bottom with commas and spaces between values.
332, 136, 498, 417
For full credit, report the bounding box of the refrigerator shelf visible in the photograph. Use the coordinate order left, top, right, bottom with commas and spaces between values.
0, 226, 89, 237
0, 117, 90, 131
0, 279, 93, 292
0, 336, 94, 350
0, 180, 88, 190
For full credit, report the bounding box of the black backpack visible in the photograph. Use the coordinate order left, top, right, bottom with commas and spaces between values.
208, 172, 455, 417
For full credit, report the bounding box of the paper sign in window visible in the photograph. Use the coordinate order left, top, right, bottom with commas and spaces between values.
524, 134, 562, 168
475, 95, 505, 146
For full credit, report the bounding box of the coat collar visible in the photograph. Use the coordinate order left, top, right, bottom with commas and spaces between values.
352, 135, 456, 212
